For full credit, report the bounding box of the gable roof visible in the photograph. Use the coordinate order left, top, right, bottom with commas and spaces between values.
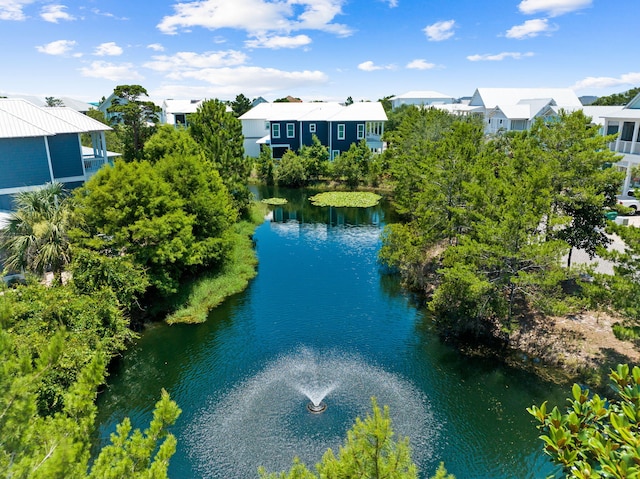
0, 98, 110, 139
162, 99, 203, 114
470, 88, 582, 109
239, 101, 387, 122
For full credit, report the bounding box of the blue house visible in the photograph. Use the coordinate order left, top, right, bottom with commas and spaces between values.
239, 102, 387, 159
0, 99, 114, 210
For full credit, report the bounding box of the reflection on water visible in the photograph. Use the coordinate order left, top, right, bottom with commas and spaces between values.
94, 186, 564, 479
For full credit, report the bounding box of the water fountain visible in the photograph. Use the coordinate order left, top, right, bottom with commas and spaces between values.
185, 348, 437, 479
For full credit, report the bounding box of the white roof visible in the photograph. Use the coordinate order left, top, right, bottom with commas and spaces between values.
46, 107, 111, 132
0, 109, 53, 138
392, 90, 455, 100
4, 95, 94, 112
0, 99, 109, 139
571, 105, 626, 126
239, 101, 387, 122
162, 99, 203, 114
239, 102, 328, 121
81, 145, 121, 158
431, 104, 483, 114
328, 102, 387, 122
471, 88, 582, 109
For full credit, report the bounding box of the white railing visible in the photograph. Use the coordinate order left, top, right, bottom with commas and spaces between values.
609, 141, 640, 155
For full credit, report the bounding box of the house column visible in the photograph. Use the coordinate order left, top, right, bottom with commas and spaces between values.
44, 137, 55, 183
77, 135, 87, 177
632, 121, 640, 154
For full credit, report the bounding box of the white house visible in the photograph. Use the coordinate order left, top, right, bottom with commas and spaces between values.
468, 88, 583, 134
601, 93, 640, 195
390, 91, 457, 109
160, 99, 203, 127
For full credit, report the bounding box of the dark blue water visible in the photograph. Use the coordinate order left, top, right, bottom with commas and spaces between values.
94, 186, 565, 479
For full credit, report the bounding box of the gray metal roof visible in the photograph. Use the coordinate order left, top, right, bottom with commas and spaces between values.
0, 98, 109, 139
0, 109, 54, 138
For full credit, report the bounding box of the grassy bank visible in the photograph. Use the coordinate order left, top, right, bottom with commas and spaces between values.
165, 203, 266, 325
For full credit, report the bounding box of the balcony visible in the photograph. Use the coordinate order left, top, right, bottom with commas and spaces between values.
609, 140, 640, 156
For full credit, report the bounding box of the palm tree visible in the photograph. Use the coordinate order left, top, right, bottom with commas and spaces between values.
0, 182, 72, 284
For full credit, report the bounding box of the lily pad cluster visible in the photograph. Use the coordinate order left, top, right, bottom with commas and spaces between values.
308, 192, 382, 208
261, 197, 288, 205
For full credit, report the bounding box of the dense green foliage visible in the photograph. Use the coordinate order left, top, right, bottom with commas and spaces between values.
591, 87, 640, 106
188, 98, 252, 214
332, 139, 372, 188
71, 148, 236, 297
0, 280, 181, 479
380, 108, 624, 338
106, 85, 161, 162
230, 93, 252, 117
276, 150, 308, 187
529, 364, 640, 478
259, 399, 426, 479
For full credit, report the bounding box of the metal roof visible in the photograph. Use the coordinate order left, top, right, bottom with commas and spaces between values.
46, 107, 111, 132
239, 101, 387, 122
471, 88, 582, 109
0, 109, 54, 138
0, 98, 109, 138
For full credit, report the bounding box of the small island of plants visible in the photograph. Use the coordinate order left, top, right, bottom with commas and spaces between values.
308, 191, 382, 208
260, 197, 288, 205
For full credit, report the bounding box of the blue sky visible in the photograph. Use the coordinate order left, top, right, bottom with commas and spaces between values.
1, 0, 639, 104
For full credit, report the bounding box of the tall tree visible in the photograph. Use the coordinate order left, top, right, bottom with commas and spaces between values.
0, 182, 72, 284
107, 85, 160, 161
298, 134, 329, 181
71, 161, 196, 296
527, 110, 623, 267
44, 97, 64, 107
230, 93, 252, 117
188, 99, 252, 215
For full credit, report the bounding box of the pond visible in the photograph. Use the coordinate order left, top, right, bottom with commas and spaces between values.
94, 186, 567, 479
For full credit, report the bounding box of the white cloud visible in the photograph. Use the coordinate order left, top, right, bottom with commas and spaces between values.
40, 4, 75, 23
518, 0, 592, 17
467, 51, 535, 61
144, 50, 247, 73
157, 0, 351, 37
385, 0, 398, 7
79, 61, 144, 81
245, 34, 312, 49
36, 39, 77, 55
506, 18, 557, 39
406, 59, 436, 70
147, 43, 165, 52
93, 42, 123, 56
90, 8, 128, 21
0, 0, 35, 20
357, 60, 395, 72
572, 72, 640, 90
423, 20, 455, 41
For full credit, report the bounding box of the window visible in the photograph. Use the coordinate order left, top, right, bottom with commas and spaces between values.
357, 123, 365, 139
621, 122, 635, 141
366, 122, 383, 136
309, 123, 316, 133
606, 122, 619, 136
175, 113, 186, 125
265, 121, 270, 131
331, 150, 340, 161
287, 123, 295, 138
272, 123, 280, 138
337, 124, 345, 140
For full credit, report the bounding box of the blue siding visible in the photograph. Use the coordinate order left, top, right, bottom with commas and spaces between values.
0, 137, 51, 189
0, 194, 14, 210
330, 121, 364, 153
301, 121, 329, 146
48, 134, 83, 179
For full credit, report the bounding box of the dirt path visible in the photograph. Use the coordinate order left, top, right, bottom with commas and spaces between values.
508, 311, 640, 382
